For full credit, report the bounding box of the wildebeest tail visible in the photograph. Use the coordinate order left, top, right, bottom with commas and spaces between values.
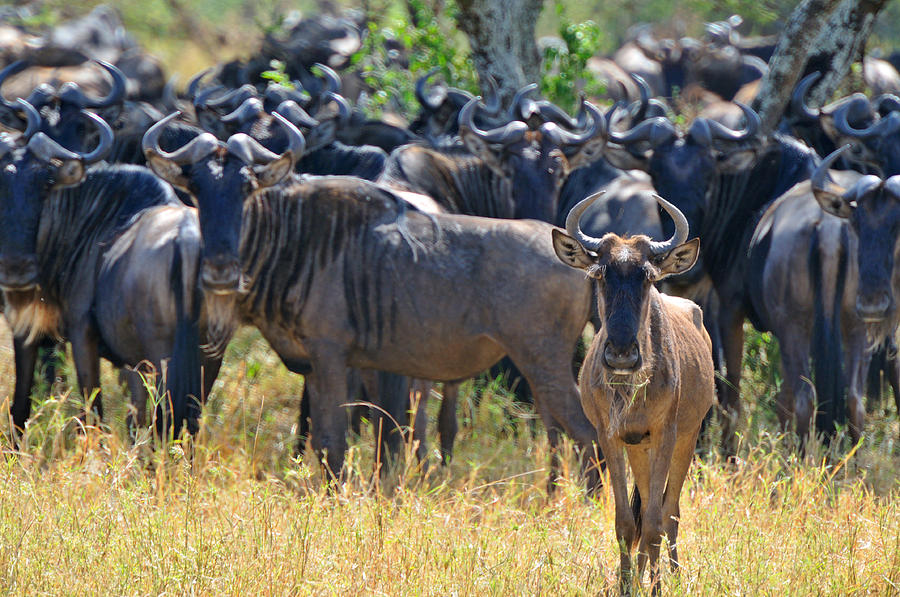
809, 225, 847, 439
630, 483, 642, 549
158, 240, 203, 438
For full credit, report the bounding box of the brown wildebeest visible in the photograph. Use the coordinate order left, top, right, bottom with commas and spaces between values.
552, 191, 715, 593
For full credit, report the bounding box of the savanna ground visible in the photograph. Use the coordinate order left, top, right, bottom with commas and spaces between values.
0, 319, 898, 596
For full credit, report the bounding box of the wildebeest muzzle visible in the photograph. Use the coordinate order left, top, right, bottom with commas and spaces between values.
0, 255, 39, 291
602, 338, 641, 373
200, 257, 241, 294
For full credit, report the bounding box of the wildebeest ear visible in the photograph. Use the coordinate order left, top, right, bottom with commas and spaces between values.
813, 186, 854, 218
653, 237, 700, 279
53, 159, 86, 188
146, 153, 189, 191
715, 148, 757, 173
255, 154, 294, 188
551, 228, 596, 270
460, 127, 504, 175
603, 145, 650, 171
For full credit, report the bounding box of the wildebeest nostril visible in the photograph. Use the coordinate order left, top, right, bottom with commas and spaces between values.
0, 255, 39, 289
603, 341, 640, 371
200, 258, 241, 292
856, 292, 893, 321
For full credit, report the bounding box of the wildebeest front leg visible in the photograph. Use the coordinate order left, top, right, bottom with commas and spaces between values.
10, 335, 39, 433
69, 324, 104, 423
306, 343, 350, 481
600, 438, 636, 593
633, 428, 676, 594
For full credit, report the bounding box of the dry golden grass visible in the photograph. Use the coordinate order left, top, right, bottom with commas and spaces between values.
0, 322, 898, 596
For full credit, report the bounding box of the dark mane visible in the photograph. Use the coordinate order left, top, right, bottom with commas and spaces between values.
240, 177, 415, 348
380, 144, 512, 218
38, 164, 179, 305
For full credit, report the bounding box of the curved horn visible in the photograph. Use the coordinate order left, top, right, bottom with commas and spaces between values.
536, 99, 580, 130
205, 84, 258, 110
25, 109, 113, 164
874, 94, 900, 117
142, 111, 220, 165
0, 61, 30, 111
193, 84, 226, 110
834, 96, 900, 139
629, 73, 651, 121
607, 109, 677, 147
482, 75, 501, 115
811, 144, 852, 197
460, 97, 528, 145
17, 99, 40, 140
565, 191, 605, 251
84, 60, 126, 108
221, 97, 264, 124
648, 194, 689, 255
225, 111, 305, 165
163, 75, 188, 113
319, 91, 351, 125
790, 72, 821, 123
186, 67, 214, 100
705, 102, 760, 142
508, 83, 538, 121
312, 63, 341, 95
77, 110, 114, 163
542, 101, 606, 146
274, 100, 319, 129
57, 61, 126, 109
415, 67, 443, 111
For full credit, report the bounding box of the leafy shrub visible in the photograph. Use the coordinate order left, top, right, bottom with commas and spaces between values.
349, 0, 478, 118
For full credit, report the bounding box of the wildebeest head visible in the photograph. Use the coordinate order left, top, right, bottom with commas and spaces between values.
603, 103, 760, 277
0, 100, 112, 290
788, 72, 896, 175
552, 191, 699, 374
459, 95, 606, 222
812, 145, 900, 324
142, 111, 305, 294
0, 59, 126, 153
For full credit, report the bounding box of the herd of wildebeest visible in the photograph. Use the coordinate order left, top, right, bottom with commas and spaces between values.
2, 5, 900, 591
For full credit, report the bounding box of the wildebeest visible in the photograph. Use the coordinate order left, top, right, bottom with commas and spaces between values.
604, 104, 818, 452
748, 146, 900, 442
552, 191, 714, 592
0, 102, 215, 433
144, 112, 599, 483
381, 94, 605, 223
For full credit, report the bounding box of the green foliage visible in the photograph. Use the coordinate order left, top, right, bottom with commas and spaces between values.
540, 4, 607, 112
260, 59, 294, 89
349, 0, 477, 118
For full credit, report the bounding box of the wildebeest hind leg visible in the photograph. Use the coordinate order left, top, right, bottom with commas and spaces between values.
124, 368, 151, 434
438, 381, 460, 465
661, 424, 703, 571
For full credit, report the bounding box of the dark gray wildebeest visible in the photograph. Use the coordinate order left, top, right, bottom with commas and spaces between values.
379, 94, 606, 460
605, 103, 818, 453
748, 145, 900, 443
552, 191, 715, 594
0, 101, 216, 435
143, 112, 599, 484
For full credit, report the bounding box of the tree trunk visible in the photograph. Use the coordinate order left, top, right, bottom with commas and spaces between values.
455, 0, 543, 106
752, 0, 888, 132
